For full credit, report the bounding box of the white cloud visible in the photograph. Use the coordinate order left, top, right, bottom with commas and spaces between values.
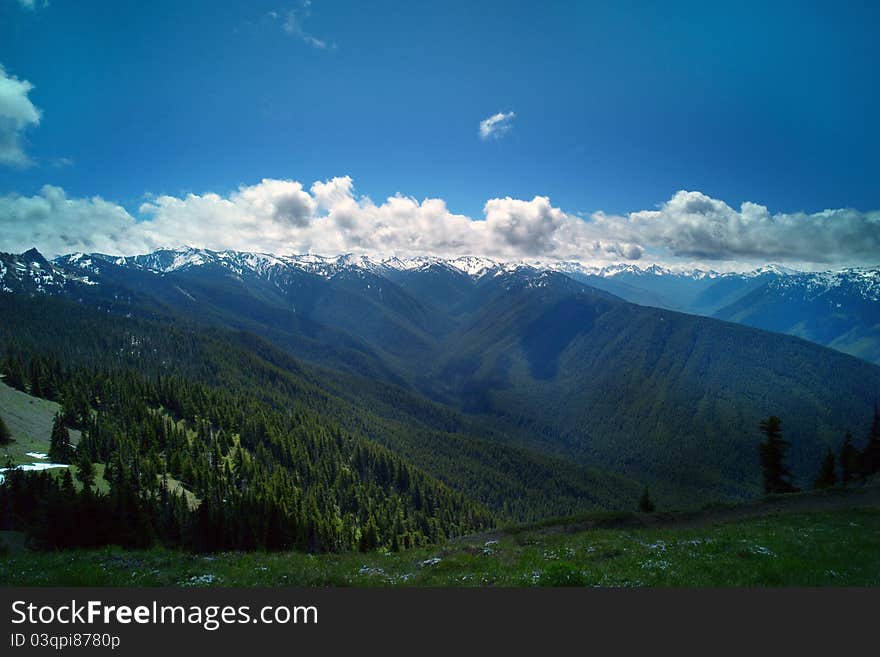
14, 0, 48, 10
479, 111, 515, 140
1, 180, 877, 269
0, 64, 42, 167
275, 2, 329, 49
48, 156, 73, 168
0, 177, 638, 263
594, 190, 880, 265
0, 185, 150, 256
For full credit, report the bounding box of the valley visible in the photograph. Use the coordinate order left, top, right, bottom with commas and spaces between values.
1, 245, 879, 576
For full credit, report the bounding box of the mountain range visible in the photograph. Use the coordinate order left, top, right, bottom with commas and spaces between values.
4, 246, 879, 366
2, 245, 880, 515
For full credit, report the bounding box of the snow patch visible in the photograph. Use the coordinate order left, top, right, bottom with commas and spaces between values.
0, 462, 70, 483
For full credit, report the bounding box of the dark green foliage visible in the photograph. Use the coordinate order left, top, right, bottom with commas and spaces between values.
48, 413, 74, 463
358, 517, 379, 552
840, 432, 860, 485
537, 562, 587, 587
28, 360, 42, 398
0, 347, 493, 553
425, 278, 880, 503
861, 404, 880, 477
638, 486, 655, 512
759, 417, 798, 495
0, 412, 10, 445
2, 356, 26, 391
813, 449, 836, 489
75, 450, 95, 490
0, 294, 641, 521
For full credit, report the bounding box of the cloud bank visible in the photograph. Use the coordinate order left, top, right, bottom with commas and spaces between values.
0, 179, 877, 269
594, 191, 880, 265
0, 64, 42, 167
479, 112, 515, 140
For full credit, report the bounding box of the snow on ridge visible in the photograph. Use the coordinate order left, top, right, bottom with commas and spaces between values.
27, 247, 880, 294
770, 267, 880, 302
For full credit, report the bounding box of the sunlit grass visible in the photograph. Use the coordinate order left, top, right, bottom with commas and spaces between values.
2, 509, 877, 587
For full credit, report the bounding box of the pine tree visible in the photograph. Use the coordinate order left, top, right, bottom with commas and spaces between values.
3, 358, 26, 391
759, 416, 798, 494
60, 469, 76, 499
638, 486, 655, 512
0, 413, 11, 445
48, 414, 73, 463
28, 361, 42, 398
359, 516, 379, 552
75, 450, 96, 491
840, 431, 860, 485
860, 403, 880, 477
813, 449, 836, 489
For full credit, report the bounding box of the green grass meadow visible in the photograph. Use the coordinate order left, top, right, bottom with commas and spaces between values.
2, 508, 877, 587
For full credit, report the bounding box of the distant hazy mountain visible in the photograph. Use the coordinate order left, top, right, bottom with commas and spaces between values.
562, 261, 880, 365
713, 268, 880, 365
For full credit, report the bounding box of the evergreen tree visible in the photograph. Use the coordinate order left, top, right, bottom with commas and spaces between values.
48, 414, 73, 463
758, 416, 798, 494
638, 486, 655, 512
840, 431, 860, 485
813, 449, 836, 489
3, 358, 26, 391
860, 403, 880, 477
28, 361, 42, 398
0, 413, 10, 445
75, 450, 96, 491
359, 516, 379, 552
60, 469, 76, 499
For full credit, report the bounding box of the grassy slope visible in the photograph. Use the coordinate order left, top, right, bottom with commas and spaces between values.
3, 486, 878, 587
0, 379, 111, 492
0, 377, 81, 466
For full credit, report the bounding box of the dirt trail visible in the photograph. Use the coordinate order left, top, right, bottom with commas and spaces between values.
664, 484, 880, 529
459, 483, 880, 544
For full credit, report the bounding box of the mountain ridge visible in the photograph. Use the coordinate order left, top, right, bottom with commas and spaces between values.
3, 245, 880, 506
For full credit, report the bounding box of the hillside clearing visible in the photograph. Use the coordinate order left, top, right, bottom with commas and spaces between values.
0, 377, 81, 466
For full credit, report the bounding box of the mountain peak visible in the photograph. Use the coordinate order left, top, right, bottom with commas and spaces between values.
746, 263, 800, 277
21, 247, 50, 266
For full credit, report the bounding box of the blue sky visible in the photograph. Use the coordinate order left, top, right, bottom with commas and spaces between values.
1, 1, 878, 267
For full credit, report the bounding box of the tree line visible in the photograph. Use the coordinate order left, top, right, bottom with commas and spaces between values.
759, 406, 880, 494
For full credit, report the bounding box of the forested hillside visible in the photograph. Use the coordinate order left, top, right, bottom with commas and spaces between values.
0, 294, 643, 554
2, 247, 879, 554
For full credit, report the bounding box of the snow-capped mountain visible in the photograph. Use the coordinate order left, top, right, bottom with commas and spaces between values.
713, 267, 880, 365
769, 267, 880, 303
2, 245, 878, 364
3, 245, 878, 305
1, 248, 98, 294
56, 248, 509, 280
4, 245, 877, 297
